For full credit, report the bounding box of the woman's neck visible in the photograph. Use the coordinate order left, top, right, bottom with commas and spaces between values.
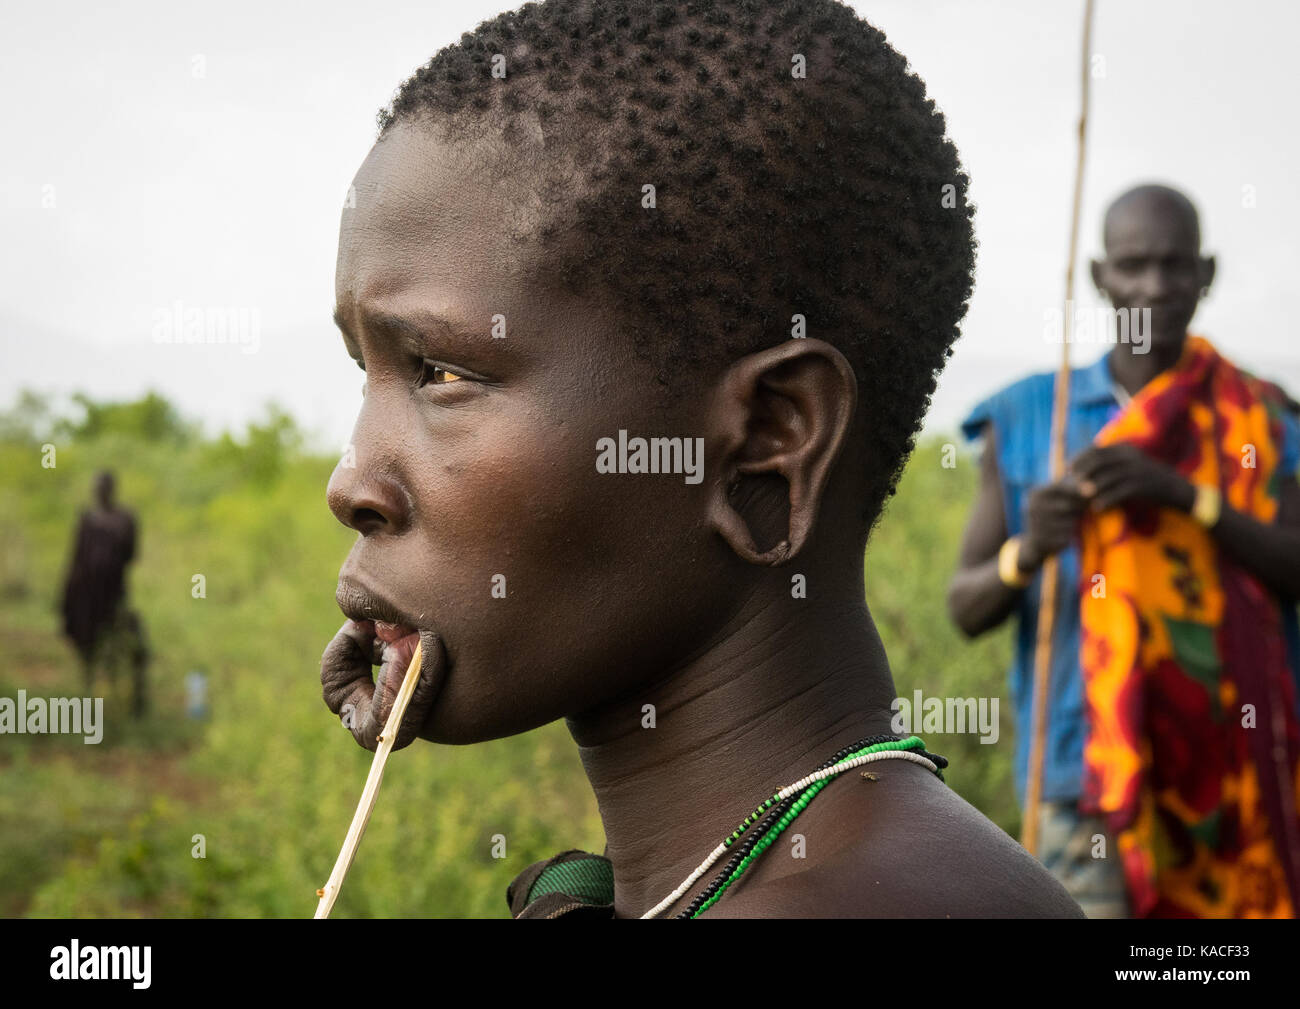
565, 581, 898, 918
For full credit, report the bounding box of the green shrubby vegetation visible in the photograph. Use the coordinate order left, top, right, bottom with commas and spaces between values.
0, 391, 1013, 917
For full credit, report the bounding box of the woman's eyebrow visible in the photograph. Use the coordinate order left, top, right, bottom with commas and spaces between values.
334, 305, 477, 353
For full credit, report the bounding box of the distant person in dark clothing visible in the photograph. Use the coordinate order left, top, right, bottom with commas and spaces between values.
60, 470, 149, 715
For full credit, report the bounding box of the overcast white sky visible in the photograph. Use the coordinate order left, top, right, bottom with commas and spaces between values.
3, 0, 1298, 450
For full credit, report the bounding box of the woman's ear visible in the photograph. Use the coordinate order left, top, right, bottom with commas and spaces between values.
706, 338, 857, 565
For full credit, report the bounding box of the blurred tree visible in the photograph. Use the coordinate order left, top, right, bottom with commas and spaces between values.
54, 391, 197, 445
243, 405, 303, 486
201, 404, 304, 486
0, 389, 55, 444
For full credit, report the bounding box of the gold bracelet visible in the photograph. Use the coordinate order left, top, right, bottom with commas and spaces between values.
1191, 485, 1222, 529
998, 536, 1034, 589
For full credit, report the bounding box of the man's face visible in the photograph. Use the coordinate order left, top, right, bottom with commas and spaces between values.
1093, 194, 1212, 352
328, 122, 732, 743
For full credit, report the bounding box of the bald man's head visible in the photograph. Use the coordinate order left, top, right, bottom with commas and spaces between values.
1103, 184, 1201, 252
1091, 182, 1215, 355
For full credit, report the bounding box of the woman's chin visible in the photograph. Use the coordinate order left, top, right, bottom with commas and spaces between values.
419, 681, 562, 746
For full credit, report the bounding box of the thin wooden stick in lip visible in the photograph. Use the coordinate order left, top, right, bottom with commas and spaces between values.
314, 639, 424, 919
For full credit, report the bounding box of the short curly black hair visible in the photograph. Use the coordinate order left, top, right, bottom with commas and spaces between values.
377, 0, 976, 527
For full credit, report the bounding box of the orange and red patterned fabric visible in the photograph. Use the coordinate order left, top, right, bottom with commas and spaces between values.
1078, 335, 1300, 917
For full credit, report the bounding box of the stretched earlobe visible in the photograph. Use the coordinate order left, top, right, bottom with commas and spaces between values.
711, 489, 794, 566
704, 338, 856, 567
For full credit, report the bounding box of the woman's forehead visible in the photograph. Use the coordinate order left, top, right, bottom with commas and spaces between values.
336, 124, 554, 306
333, 124, 643, 382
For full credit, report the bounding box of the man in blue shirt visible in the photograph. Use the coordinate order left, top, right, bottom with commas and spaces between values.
948, 183, 1300, 917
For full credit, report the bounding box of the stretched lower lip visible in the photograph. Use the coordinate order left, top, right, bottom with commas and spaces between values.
332, 618, 445, 711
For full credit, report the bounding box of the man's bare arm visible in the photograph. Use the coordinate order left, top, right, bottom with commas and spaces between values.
948, 424, 1091, 637
947, 425, 1024, 638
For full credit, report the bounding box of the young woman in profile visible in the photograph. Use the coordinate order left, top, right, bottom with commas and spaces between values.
319, 0, 1082, 920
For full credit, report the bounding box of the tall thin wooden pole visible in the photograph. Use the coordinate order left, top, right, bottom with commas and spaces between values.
1022, 0, 1096, 857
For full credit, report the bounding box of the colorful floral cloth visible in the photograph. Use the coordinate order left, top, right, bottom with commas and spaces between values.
1078, 335, 1300, 917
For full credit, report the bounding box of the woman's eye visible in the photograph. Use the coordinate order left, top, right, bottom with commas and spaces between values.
420, 360, 465, 386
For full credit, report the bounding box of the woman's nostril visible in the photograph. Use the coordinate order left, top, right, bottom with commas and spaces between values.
353, 507, 386, 532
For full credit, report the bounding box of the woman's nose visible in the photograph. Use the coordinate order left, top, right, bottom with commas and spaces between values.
326, 451, 412, 537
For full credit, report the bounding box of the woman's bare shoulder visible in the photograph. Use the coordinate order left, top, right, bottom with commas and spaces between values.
702, 760, 1085, 918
